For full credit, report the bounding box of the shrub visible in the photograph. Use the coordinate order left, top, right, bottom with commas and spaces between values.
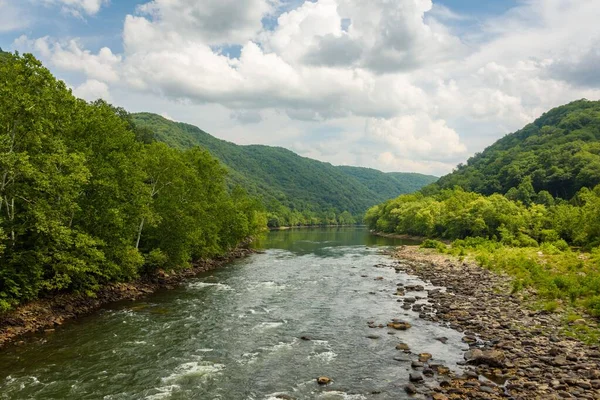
420, 239, 447, 252
585, 296, 600, 317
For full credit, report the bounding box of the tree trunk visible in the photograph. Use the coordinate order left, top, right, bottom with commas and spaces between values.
136, 217, 145, 249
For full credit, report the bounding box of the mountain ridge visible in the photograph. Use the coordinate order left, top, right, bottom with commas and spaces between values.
429, 99, 600, 199
131, 112, 437, 225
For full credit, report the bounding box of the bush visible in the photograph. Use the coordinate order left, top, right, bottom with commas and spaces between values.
143, 248, 169, 274
553, 239, 570, 252
541, 229, 561, 243
585, 296, 600, 317
420, 239, 447, 252
516, 233, 539, 248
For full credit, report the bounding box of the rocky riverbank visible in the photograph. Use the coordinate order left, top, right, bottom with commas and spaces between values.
381, 246, 600, 399
0, 247, 255, 349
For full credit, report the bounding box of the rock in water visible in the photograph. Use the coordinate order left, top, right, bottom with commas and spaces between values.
409, 372, 424, 382
317, 376, 331, 385
387, 321, 412, 330
404, 384, 418, 394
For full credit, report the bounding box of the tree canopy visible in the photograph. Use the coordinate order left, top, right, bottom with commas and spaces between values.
430, 99, 600, 199
0, 52, 265, 311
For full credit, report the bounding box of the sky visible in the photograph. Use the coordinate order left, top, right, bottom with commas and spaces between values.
2, 0, 600, 176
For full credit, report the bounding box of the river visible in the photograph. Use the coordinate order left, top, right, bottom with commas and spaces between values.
0, 227, 466, 399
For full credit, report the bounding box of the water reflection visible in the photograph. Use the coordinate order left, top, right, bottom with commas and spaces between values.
254, 226, 420, 255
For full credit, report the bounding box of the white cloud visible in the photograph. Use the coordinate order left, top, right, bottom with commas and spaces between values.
136, 0, 275, 45
9, 0, 600, 176
14, 36, 121, 82
265, 0, 464, 72
73, 79, 111, 101
40, 0, 109, 16
0, 0, 30, 32
160, 112, 175, 121
120, 16, 430, 118
368, 114, 467, 162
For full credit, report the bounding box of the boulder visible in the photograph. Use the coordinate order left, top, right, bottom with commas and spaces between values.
316, 376, 331, 385
387, 321, 412, 330
396, 343, 410, 351
409, 372, 424, 383
464, 349, 506, 368
404, 384, 418, 394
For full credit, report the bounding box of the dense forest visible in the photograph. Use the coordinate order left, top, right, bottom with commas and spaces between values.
366, 185, 600, 248
366, 100, 600, 318
0, 53, 265, 311
367, 100, 600, 248
132, 113, 436, 227
429, 100, 600, 199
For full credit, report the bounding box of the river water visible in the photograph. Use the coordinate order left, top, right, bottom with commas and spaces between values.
0, 228, 466, 399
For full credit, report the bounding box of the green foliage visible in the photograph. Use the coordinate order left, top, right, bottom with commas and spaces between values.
442, 239, 600, 317
0, 53, 266, 311
367, 99, 600, 323
420, 239, 447, 252
131, 113, 436, 226
431, 99, 600, 199
366, 184, 600, 250
367, 182, 600, 317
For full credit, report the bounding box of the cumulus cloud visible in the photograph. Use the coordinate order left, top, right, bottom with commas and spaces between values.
40, 0, 109, 16
9, 0, 600, 175
547, 44, 600, 88
266, 0, 464, 72
14, 36, 121, 82
368, 114, 467, 161
136, 0, 275, 45
73, 79, 111, 101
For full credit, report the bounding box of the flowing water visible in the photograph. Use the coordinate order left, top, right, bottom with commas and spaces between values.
0, 227, 466, 399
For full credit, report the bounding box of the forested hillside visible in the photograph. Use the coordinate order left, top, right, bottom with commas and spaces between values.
368, 100, 600, 245
0, 53, 264, 311
431, 100, 600, 198
337, 166, 437, 199
132, 113, 436, 226
366, 100, 600, 318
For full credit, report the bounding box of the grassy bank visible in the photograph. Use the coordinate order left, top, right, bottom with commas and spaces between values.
419, 238, 600, 341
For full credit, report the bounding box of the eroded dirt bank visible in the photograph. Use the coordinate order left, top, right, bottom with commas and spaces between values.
0, 247, 255, 349
386, 246, 600, 400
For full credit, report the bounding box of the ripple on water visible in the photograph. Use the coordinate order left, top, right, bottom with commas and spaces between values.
257, 281, 288, 290
252, 321, 287, 330
315, 391, 367, 400
186, 282, 234, 291
161, 361, 225, 384
308, 350, 337, 363
260, 338, 298, 353
144, 384, 180, 400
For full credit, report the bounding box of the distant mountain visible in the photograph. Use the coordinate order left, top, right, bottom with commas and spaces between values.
337, 166, 437, 200
131, 113, 436, 221
431, 99, 600, 199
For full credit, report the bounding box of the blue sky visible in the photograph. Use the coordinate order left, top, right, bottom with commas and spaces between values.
2, 0, 599, 175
